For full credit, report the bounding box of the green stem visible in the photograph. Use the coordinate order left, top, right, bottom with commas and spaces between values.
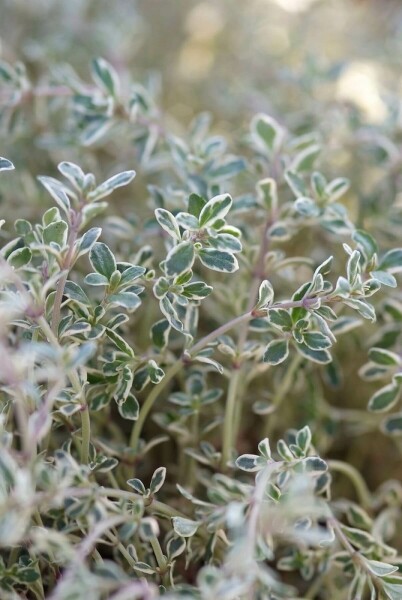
129, 295, 336, 454
7, 546, 20, 568
105, 531, 137, 569
304, 573, 326, 599
80, 405, 91, 464
28, 548, 45, 600
96, 487, 187, 519
69, 368, 90, 464
38, 316, 89, 462
149, 499, 186, 520
327, 459, 371, 510
185, 410, 199, 490
129, 312, 252, 452
265, 353, 303, 436
190, 311, 253, 355
129, 361, 183, 452
221, 369, 241, 469
51, 270, 69, 336
51, 212, 81, 336
328, 515, 382, 594
150, 535, 167, 575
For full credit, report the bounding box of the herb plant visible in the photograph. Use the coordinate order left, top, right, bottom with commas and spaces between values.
1, 5, 402, 599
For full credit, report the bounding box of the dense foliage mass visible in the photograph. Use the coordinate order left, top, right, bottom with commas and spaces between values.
1, 2, 402, 599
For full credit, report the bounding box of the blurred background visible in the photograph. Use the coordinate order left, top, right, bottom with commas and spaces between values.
1, 0, 402, 224
1, 0, 402, 492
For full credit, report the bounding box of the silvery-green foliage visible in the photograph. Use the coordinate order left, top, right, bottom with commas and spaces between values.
1, 19, 402, 597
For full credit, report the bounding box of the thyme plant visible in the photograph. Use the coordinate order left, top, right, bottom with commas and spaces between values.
1, 49, 402, 600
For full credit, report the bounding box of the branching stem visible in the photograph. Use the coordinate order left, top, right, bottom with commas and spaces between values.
327, 459, 371, 510
130, 294, 336, 454
51, 211, 81, 336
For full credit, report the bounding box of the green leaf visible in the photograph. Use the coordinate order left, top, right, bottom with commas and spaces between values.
15, 219, 32, 236
172, 517, 199, 538
43, 220, 68, 246
147, 360, 165, 384
90, 242, 116, 280
300, 456, 327, 473
285, 170, 307, 197
294, 197, 320, 218
7, 246, 32, 268
91, 57, 120, 97
64, 281, 91, 305
269, 221, 291, 240
340, 526, 375, 550
267, 308, 293, 330
263, 339, 289, 365
311, 171, 326, 198
296, 342, 332, 364
107, 292, 141, 311
58, 161, 86, 190
182, 281, 213, 300
155, 208, 181, 241
198, 193, 232, 228
365, 559, 398, 577
382, 576, 402, 599
166, 537, 186, 561
208, 233, 242, 253
277, 439, 294, 461
303, 331, 331, 350
76, 227, 102, 257
80, 117, 113, 146
134, 562, 155, 575
160, 296, 184, 332
296, 426, 312, 453
176, 211, 200, 231
106, 328, 135, 357
165, 242, 195, 277
149, 467, 166, 494
258, 438, 272, 460
347, 504, 373, 530
127, 478, 146, 494
16, 568, 40, 583
368, 348, 400, 367
359, 362, 389, 381
256, 178, 278, 213
118, 265, 146, 286
256, 280, 274, 309
117, 394, 139, 420
0, 157, 14, 171
236, 453, 265, 471
367, 383, 400, 413
382, 413, 402, 436
88, 170, 136, 202
85, 272, 109, 286
198, 248, 238, 273
325, 177, 349, 201
379, 249, 402, 273
353, 229, 378, 261
344, 298, 376, 322
371, 270, 397, 287
188, 193, 206, 218
37, 176, 71, 213
151, 319, 170, 350
81, 201, 108, 225
346, 250, 361, 285
291, 144, 321, 172
251, 113, 284, 153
